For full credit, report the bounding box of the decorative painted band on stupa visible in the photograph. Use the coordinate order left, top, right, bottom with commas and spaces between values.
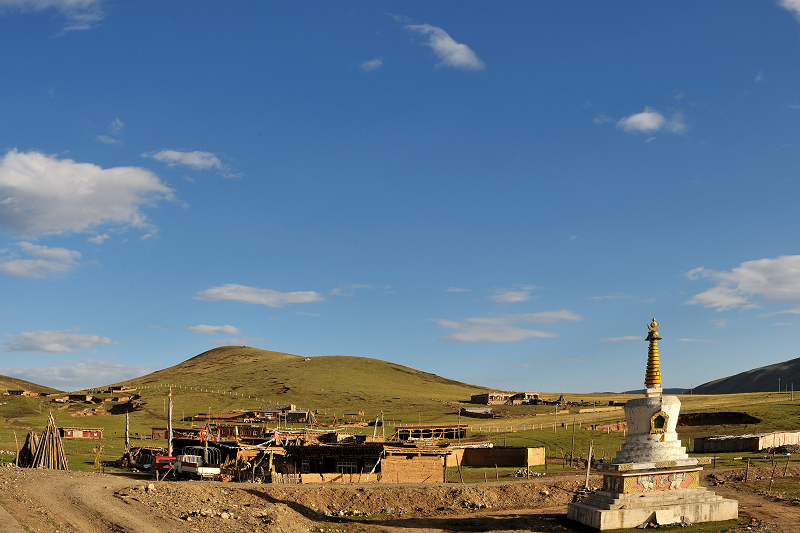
645, 318, 662, 391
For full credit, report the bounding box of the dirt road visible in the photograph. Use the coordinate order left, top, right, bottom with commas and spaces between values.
1, 465, 799, 533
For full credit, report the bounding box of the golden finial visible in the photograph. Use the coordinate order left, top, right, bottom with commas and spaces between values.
645, 318, 662, 389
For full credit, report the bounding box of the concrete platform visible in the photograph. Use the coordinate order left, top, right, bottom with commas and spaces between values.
567, 488, 738, 530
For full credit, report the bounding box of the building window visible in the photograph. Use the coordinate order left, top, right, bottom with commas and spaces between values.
336, 460, 358, 474
301, 459, 311, 473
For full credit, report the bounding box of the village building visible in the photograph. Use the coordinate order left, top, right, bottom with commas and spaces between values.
470, 391, 541, 405
693, 430, 800, 453
393, 424, 468, 442
5, 390, 40, 397
445, 445, 545, 469
276, 443, 450, 484
67, 393, 94, 402
59, 427, 103, 439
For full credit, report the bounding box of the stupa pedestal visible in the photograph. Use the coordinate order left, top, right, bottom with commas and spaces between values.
567, 319, 738, 529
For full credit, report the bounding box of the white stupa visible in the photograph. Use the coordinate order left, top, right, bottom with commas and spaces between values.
567, 319, 738, 529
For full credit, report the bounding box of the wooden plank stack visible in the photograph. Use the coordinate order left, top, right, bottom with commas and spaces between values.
29, 413, 69, 470
17, 431, 39, 468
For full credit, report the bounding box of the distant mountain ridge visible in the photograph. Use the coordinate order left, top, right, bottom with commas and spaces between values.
693, 356, 800, 394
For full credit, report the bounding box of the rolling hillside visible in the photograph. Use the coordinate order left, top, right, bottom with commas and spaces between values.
694, 356, 800, 394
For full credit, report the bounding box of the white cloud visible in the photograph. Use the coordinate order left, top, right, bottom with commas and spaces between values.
600, 336, 641, 342
0, 241, 80, 278
780, 0, 800, 20
489, 285, 537, 303
677, 338, 714, 343
445, 286, 471, 293
685, 255, 800, 311
0, 149, 174, 236
195, 284, 325, 307
616, 107, 686, 135
0, 0, 106, 31
755, 71, 764, 83
617, 107, 664, 133
361, 58, 383, 72
0, 358, 156, 391
3, 328, 115, 353
145, 150, 228, 173
432, 310, 582, 342
186, 324, 241, 335
405, 24, 485, 70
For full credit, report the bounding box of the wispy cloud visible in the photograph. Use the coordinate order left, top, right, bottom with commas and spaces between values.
755, 71, 764, 83
144, 150, 234, 177
405, 23, 485, 70
780, 0, 800, 21
3, 328, 116, 353
329, 283, 389, 296
589, 293, 632, 301
599, 335, 641, 342
617, 107, 686, 134
361, 58, 383, 72
186, 324, 241, 335
96, 118, 124, 144
196, 284, 324, 307
432, 310, 582, 342
445, 286, 471, 293
0, 241, 80, 278
0, 358, 156, 391
685, 255, 800, 311
87, 233, 109, 244
0, 149, 174, 236
677, 338, 714, 343
0, 0, 107, 32
211, 336, 263, 347
489, 285, 537, 303
96, 135, 120, 145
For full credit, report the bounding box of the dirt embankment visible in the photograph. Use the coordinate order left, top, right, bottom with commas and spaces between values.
0, 466, 587, 533
5, 465, 800, 533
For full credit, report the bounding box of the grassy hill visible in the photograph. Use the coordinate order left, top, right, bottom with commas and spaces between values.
694, 356, 800, 394
115, 346, 487, 425
0, 374, 60, 395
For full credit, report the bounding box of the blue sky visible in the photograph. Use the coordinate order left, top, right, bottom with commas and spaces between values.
2, 1, 800, 393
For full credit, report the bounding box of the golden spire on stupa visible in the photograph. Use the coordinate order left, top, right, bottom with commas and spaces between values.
645, 318, 662, 390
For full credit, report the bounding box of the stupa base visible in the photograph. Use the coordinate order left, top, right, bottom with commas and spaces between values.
567, 487, 738, 530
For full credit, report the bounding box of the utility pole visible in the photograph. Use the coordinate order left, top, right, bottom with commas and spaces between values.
554, 403, 558, 433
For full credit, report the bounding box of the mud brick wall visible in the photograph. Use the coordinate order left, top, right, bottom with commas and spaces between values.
446, 447, 545, 468
380, 455, 444, 483
300, 472, 378, 483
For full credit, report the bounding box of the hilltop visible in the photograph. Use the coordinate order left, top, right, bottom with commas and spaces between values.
694, 356, 800, 394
